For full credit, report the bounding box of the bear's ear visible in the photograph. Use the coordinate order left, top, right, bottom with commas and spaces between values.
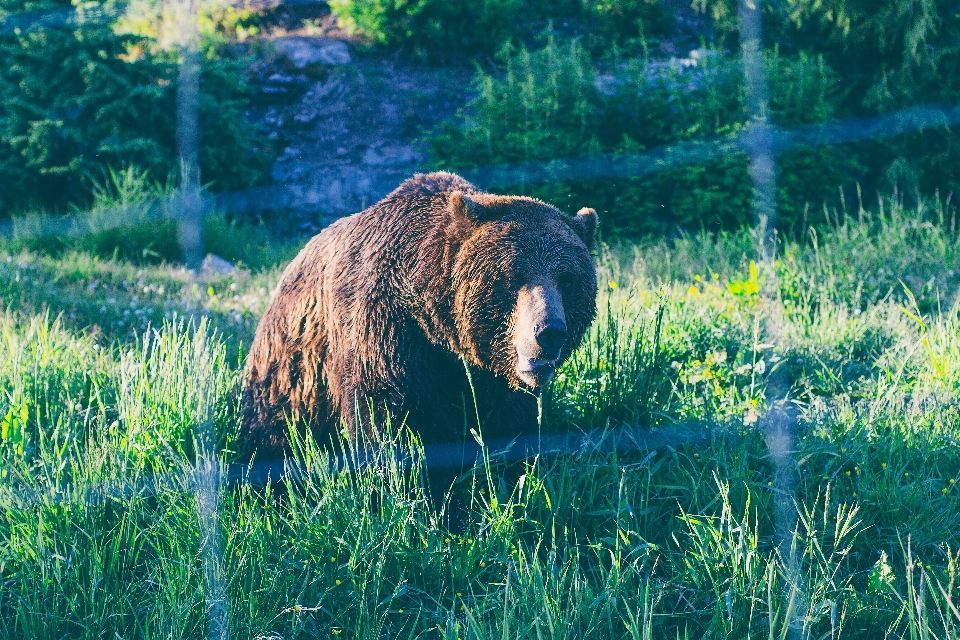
449, 191, 510, 229
568, 207, 598, 249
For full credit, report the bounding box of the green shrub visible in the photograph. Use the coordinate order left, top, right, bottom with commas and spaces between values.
329, 0, 520, 53
694, 0, 960, 203
328, 0, 672, 56
0, 0, 272, 215
428, 34, 863, 237
423, 0, 959, 239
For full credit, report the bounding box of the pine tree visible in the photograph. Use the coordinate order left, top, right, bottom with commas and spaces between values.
0, 0, 268, 214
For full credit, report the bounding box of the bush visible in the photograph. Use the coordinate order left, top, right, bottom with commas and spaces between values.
428, 34, 863, 237
328, 0, 672, 57
423, 0, 959, 240
0, 0, 272, 215
329, 0, 519, 53
694, 0, 960, 203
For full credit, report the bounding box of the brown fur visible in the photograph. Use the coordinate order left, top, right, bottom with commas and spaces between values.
239, 172, 598, 457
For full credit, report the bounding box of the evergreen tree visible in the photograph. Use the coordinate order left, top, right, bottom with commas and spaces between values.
0, 0, 269, 214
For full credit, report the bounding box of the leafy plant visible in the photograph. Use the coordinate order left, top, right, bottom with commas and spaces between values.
0, 0, 272, 215
694, 0, 960, 204
429, 33, 862, 237
328, 0, 672, 57
726, 260, 761, 297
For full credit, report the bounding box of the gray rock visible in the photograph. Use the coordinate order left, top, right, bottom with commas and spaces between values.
294, 111, 318, 125
267, 72, 306, 85
362, 144, 420, 167
200, 253, 237, 276
593, 74, 619, 96
279, 37, 351, 68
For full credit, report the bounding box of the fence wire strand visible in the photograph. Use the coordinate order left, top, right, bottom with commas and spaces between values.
169, 0, 230, 634
739, 0, 806, 635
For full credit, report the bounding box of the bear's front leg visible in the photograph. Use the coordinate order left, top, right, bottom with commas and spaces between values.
336, 376, 406, 443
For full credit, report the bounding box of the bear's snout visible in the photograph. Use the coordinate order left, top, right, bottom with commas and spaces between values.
514, 281, 567, 388
535, 322, 567, 359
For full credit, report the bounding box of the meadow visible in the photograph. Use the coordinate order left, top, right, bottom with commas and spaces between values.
2, 193, 960, 638
3, 0, 960, 635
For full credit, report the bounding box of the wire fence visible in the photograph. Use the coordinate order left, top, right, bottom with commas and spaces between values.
2, 0, 959, 635
738, 1, 804, 634
2, 101, 956, 243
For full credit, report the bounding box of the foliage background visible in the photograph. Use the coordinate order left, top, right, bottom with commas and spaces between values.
419, 0, 960, 238
328, 0, 672, 57
1, 0, 958, 242
0, 0, 272, 215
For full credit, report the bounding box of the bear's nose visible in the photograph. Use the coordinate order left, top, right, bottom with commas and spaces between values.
535, 322, 568, 359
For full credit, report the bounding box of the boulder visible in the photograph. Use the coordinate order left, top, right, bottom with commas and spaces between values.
278, 37, 351, 68
200, 253, 238, 276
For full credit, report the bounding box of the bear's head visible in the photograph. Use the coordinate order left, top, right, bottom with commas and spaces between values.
448, 192, 598, 389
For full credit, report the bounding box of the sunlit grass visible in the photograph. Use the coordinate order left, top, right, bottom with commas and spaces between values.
3, 197, 960, 637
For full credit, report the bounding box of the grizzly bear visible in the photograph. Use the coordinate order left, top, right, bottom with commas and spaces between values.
240, 172, 598, 457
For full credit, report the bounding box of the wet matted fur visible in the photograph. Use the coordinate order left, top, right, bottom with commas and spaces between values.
240, 172, 598, 457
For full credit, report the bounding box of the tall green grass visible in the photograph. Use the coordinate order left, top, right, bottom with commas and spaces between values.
4, 197, 960, 636
9, 167, 303, 269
